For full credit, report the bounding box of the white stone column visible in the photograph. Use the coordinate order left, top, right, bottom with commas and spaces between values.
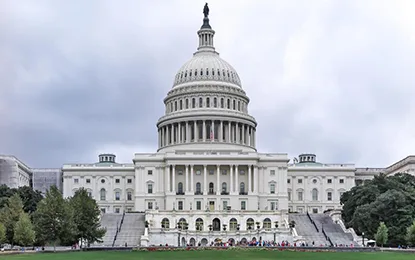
170, 125, 173, 144
253, 166, 258, 193
212, 120, 215, 141
186, 122, 189, 143
216, 165, 220, 195
185, 165, 189, 192
230, 165, 234, 193
178, 123, 181, 143
194, 121, 197, 142
248, 165, 252, 193
166, 165, 170, 193
203, 165, 207, 194
203, 120, 206, 142
235, 165, 239, 193
220, 120, 223, 142
241, 124, 245, 145
191, 165, 194, 192
172, 165, 176, 193
246, 126, 249, 146
228, 121, 231, 142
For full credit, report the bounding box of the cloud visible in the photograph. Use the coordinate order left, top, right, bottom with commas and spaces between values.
0, 0, 414, 168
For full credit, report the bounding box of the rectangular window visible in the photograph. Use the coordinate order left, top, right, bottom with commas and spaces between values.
115, 192, 120, 201
86, 179, 91, 184
270, 202, 276, 210
339, 179, 344, 184
240, 170, 245, 175
223, 201, 228, 210
270, 184, 275, 194
115, 179, 120, 184
148, 202, 153, 210
221, 170, 227, 175
327, 192, 332, 201
148, 170, 153, 175
327, 179, 332, 184
148, 184, 153, 194
287, 179, 291, 184
127, 191, 132, 201
101, 208, 106, 214
241, 201, 246, 210
270, 170, 275, 175
127, 179, 132, 184
209, 170, 214, 175
178, 201, 183, 210
127, 207, 132, 212
312, 208, 318, 214
298, 179, 302, 184
298, 191, 303, 201
115, 208, 120, 213
74, 178, 79, 184
196, 201, 201, 210
288, 191, 291, 201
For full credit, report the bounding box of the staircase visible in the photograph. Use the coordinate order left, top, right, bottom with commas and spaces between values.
289, 213, 328, 246
310, 214, 356, 246
114, 213, 146, 246
97, 213, 123, 246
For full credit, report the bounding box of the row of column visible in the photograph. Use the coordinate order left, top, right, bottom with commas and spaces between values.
165, 165, 258, 195
158, 120, 256, 148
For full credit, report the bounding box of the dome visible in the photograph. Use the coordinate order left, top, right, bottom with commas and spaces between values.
173, 52, 242, 88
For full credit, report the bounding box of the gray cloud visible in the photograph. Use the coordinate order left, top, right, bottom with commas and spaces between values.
1, 0, 415, 168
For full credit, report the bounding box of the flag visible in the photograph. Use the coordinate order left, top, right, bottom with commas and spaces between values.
210, 127, 214, 141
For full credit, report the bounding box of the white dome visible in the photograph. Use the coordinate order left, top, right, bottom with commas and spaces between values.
172, 51, 242, 88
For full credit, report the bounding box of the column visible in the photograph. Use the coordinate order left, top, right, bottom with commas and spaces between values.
246, 125, 249, 146
172, 165, 176, 193
228, 121, 231, 142
253, 166, 258, 193
203, 120, 206, 141
203, 165, 207, 194
194, 121, 197, 142
186, 122, 189, 143
178, 122, 181, 143
191, 165, 194, 192
166, 165, 170, 193
235, 165, 239, 193
248, 165, 252, 193
212, 120, 215, 141
236, 123, 240, 143
241, 124, 245, 145
220, 120, 223, 142
185, 165, 189, 192
230, 165, 234, 193
216, 165, 220, 195
170, 125, 173, 144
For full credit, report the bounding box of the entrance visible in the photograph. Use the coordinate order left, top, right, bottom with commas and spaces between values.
212, 218, 221, 231
209, 201, 215, 211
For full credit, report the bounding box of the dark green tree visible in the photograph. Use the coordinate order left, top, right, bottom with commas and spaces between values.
0, 184, 14, 209
13, 212, 35, 247
0, 193, 24, 244
33, 186, 76, 251
16, 186, 43, 214
70, 188, 106, 247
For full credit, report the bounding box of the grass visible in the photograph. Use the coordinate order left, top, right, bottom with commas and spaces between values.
2, 250, 414, 260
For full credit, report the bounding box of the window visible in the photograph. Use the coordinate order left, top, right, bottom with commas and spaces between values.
115, 191, 120, 201
206, 97, 210, 107
297, 191, 303, 201
312, 188, 318, 201
240, 170, 245, 175
327, 191, 332, 201
196, 182, 201, 194
148, 202, 153, 210
209, 183, 214, 194
101, 208, 106, 214
127, 207, 132, 212
178, 182, 183, 193
229, 218, 237, 230
148, 170, 153, 175
222, 200, 228, 210
270, 202, 276, 210
162, 218, 170, 229
195, 218, 204, 231
270, 170, 275, 175
127, 179, 132, 184
186, 99, 189, 109
74, 178, 79, 184
327, 179, 332, 184
298, 179, 303, 184
196, 201, 202, 210
192, 98, 196, 108
86, 179, 91, 184
115, 179, 120, 184
312, 179, 317, 184
199, 97, 203, 108
213, 97, 217, 107
263, 218, 271, 230
209, 170, 214, 175
339, 191, 344, 198
339, 179, 344, 184
178, 201, 183, 210
241, 201, 246, 210
222, 182, 227, 193
148, 183, 153, 194
287, 179, 291, 184
127, 191, 132, 201
196, 170, 201, 175
115, 208, 120, 213
240, 182, 245, 193
87, 191, 92, 197
100, 188, 106, 201
221, 169, 227, 175
178, 170, 183, 175
270, 183, 275, 194
312, 208, 318, 214
288, 191, 292, 201
220, 98, 224, 108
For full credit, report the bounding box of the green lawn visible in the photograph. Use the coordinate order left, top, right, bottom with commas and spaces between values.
2, 250, 414, 260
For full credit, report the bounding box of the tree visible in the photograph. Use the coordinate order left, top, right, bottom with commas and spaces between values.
0, 185, 14, 209
16, 186, 43, 214
375, 222, 388, 247
0, 193, 24, 244
70, 188, 106, 247
33, 186, 76, 251
406, 221, 415, 246
0, 223, 6, 246
13, 213, 35, 247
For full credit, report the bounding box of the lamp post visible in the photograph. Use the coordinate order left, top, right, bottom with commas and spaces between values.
362, 232, 365, 247
274, 221, 279, 243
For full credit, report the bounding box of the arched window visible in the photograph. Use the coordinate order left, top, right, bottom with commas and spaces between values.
213, 97, 217, 107
175, 101, 177, 111
179, 100, 183, 110
312, 188, 318, 201
196, 182, 201, 193
270, 183, 275, 194
161, 218, 170, 229
206, 97, 210, 107
263, 218, 271, 230
199, 97, 203, 108
246, 218, 254, 230
114, 190, 120, 201
178, 182, 183, 193
229, 218, 238, 231
209, 182, 214, 194
233, 100, 236, 110
220, 98, 224, 108
240, 182, 245, 193
222, 182, 227, 193
196, 218, 204, 231
238, 101, 241, 111
178, 218, 187, 230
227, 99, 230, 109
186, 99, 189, 109
100, 188, 106, 201
192, 98, 196, 108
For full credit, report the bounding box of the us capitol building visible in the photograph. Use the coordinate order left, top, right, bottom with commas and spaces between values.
60, 6, 415, 246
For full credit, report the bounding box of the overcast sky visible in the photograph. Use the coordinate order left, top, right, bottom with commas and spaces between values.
1, 0, 415, 168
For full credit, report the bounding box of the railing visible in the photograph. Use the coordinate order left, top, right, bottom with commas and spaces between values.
307, 212, 319, 232
112, 213, 125, 247
194, 191, 203, 195
176, 192, 185, 195
322, 227, 334, 246
239, 192, 248, 195
221, 191, 229, 195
